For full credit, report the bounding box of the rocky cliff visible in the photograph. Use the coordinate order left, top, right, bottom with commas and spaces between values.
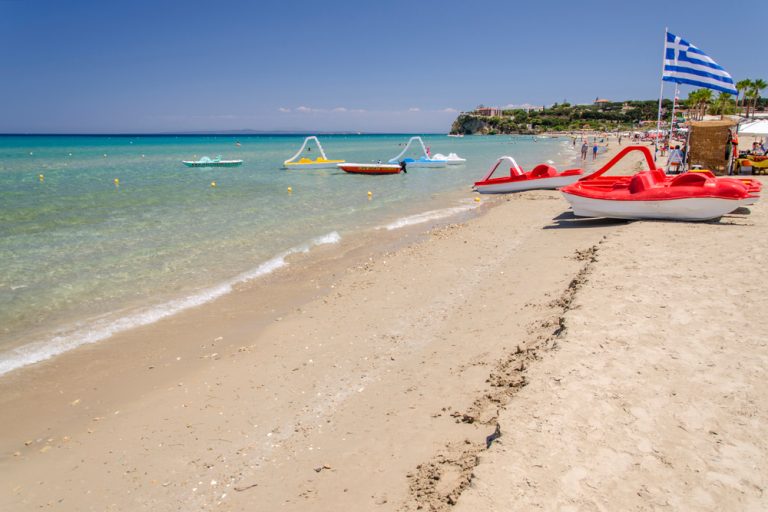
450, 114, 493, 135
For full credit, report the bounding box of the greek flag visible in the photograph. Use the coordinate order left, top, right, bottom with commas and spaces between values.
663, 32, 737, 95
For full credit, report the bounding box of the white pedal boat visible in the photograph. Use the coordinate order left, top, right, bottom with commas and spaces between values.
432, 152, 466, 165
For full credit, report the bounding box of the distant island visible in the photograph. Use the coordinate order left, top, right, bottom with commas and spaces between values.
449, 99, 678, 135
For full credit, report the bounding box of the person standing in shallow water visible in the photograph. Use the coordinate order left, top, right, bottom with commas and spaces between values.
592, 142, 599, 160
581, 141, 588, 160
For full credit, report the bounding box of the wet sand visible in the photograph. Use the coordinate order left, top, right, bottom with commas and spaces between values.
2, 141, 765, 511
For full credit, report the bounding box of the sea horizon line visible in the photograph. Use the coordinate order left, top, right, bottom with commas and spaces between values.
0, 131, 451, 137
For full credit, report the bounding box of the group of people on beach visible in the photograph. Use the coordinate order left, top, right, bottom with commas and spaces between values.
571, 132, 688, 173
579, 140, 601, 161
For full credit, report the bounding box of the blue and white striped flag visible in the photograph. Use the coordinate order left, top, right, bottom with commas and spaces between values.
663, 32, 737, 95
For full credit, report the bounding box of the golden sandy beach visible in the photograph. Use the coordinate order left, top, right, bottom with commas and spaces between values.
1, 142, 766, 511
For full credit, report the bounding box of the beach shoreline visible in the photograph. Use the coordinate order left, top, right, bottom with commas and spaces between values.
6, 141, 762, 512
0, 134, 572, 374
0, 135, 580, 378
1, 137, 593, 422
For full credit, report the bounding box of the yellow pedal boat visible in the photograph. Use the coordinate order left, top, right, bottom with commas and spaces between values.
282, 136, 345, 169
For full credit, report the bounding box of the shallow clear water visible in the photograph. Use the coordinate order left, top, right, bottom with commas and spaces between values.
0, 134, 574, 373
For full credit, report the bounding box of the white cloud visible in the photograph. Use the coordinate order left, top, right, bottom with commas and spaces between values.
279, 106, 458, 117
284, 106, 368, 114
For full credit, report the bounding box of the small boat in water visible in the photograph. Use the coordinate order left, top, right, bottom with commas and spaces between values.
388, 137, 447, 168
338, 162, 403, 175
474, 156, 583, 194
398, 157, 447, 168
432, 152, 466, 165
560, 145, 760, 221
283, 136, 345, 169
182, 156, 243, 167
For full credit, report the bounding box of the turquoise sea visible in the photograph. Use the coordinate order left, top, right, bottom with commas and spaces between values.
0, 134, 575, 374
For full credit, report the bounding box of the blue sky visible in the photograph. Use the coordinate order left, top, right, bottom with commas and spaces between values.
0, 0, 763, 133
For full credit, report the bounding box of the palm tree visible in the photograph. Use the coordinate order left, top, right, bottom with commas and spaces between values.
686, 89, 704, 121
710, 92, 736, 118
698, 89, 713, 120
683, 90, 698, 111
744, 88, 755, 118
736, 79, 753, 114
694, 90, 705, 121
744, 85, 757, 118
749, 79, 767, 118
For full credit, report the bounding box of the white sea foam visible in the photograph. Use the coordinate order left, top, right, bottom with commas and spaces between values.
0, 232, 341, 376
383, 205, 477, 231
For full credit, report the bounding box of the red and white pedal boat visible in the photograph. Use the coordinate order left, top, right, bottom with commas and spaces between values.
560, 146, 761, 221
473, 156, 583, 194
337, 162, 402, 175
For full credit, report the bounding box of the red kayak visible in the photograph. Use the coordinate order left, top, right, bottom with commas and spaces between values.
561, 146, 760, 221
338, 163, 402, 175
473, 156, 583, 193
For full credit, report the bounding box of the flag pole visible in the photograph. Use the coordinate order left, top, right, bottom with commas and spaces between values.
684, 122, 692, 172
668, 82, 679, 147
655, 27, 668, 162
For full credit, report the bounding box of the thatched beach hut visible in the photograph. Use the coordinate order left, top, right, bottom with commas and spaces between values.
688, 120, 737, 175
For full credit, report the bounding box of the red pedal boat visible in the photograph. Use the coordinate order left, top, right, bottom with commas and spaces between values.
474, 156, 583, 194
574, 145, 762, 195
338, 163, 402, 175
561, 146, 761, 221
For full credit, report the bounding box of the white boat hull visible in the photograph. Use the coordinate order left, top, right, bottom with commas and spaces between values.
476, 175, 581, 194
337, 163, 401, 174
743, 196, 760, 206
562, 193, 751, 221
432, 153, 466, 165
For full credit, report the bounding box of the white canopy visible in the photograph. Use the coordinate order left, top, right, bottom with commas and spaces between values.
739, 120, 768, 136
